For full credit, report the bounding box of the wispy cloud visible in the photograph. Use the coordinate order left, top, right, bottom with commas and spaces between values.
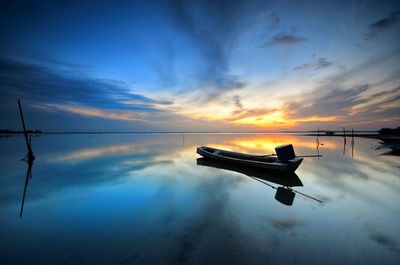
364, 10, 400, 40
160, 51, 400, 130
1, 1, 399, 131
34, 103, 141, 122
293, 57, 333, 71
165, 0, 249, 96
264, 12, 280, 31
0, 57, 201, 130
0, 57, 171, 112
233, 95, 243, 110
0, 47, 92, 69
231, 110, 338, 128
270, 218, 306, 232
265, 33, 308, 46
282, 74, 400, 128
364, 224, 400, 254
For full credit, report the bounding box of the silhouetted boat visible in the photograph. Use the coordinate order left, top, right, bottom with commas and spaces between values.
196, 146, 303, 172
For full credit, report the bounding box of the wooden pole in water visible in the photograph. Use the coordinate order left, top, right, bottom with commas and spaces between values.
17, 99, 35, 218
351, 128, 354, 158
17, 99, 34, 162
17, 99, 32, 154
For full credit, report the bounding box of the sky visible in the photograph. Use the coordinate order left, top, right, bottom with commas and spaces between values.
0, 0, 399, 132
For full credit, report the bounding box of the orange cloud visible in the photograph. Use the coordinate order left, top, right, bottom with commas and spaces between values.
231, 110, 338, 128
36, 103, 151, 122
62, 106, 136, 121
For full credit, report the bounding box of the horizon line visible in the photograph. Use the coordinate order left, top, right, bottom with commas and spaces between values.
0, 130, 379, 134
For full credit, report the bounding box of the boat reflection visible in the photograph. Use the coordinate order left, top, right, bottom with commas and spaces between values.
197, 158, 322, 206
197, 157, 303, 186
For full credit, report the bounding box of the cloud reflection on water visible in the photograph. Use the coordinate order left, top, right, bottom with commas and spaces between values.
0, 134, 399, 264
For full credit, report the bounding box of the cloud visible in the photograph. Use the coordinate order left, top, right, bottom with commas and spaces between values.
365, 225, 400, 253
285, 78, 400, 129
0, 57, 172, 113
345, 86, 400, 116
280, 47, 400, 129
157, 46, 400, 130
364, 10, 400, 40
371, 11, 400, 29
285, 84, 369, 121
264, 13, 280, 31
369, 233, 398, 251
230, 108, 338, 128
293, 57, 333, 71
233, 95, 243, 110
165, 0, 248, 96
0, 57, 209, 131
0, 47, 91, 69
34, 103, 141, 122
265, 33, 308, 46
270, 218, 306, 232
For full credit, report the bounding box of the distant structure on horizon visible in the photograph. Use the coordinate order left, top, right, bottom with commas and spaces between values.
0, 129, 42, 134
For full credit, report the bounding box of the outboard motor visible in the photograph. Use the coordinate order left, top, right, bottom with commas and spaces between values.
275, 144, 296, 162
275, 187, 295, 206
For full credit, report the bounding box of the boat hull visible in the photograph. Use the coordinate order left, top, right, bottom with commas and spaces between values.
196, 146, 303, 172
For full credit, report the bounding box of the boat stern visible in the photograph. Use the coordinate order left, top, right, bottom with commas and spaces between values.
289, 157, 304, 172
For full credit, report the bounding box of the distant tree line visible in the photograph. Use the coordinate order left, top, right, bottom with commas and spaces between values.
0, 129, 42, 134
379, 127, 400, 135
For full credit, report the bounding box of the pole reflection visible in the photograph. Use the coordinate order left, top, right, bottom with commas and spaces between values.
20, 159, 34, 218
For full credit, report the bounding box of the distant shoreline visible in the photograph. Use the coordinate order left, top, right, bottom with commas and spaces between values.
2, 130, 399, 143
0, 128, 380, 134
0, 130, 379, 135
0, 130, 381, 137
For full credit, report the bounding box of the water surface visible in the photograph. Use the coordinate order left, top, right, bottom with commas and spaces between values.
0, 134, 399, 265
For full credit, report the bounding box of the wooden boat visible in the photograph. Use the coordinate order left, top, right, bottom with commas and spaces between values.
196, 146, 303, 172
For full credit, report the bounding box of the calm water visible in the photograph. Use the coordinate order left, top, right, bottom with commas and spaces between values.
0, 134, 399, 265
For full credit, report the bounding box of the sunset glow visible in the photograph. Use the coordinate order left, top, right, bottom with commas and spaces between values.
1, 0, 399, 131
1, 2, 399, 265
231, 111, 339, 128
225, 135, 336, 153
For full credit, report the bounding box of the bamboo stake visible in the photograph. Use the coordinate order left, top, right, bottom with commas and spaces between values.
17, 99, 32, 154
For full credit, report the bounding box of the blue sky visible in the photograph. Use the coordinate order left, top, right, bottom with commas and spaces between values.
1, 0, 399, 131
